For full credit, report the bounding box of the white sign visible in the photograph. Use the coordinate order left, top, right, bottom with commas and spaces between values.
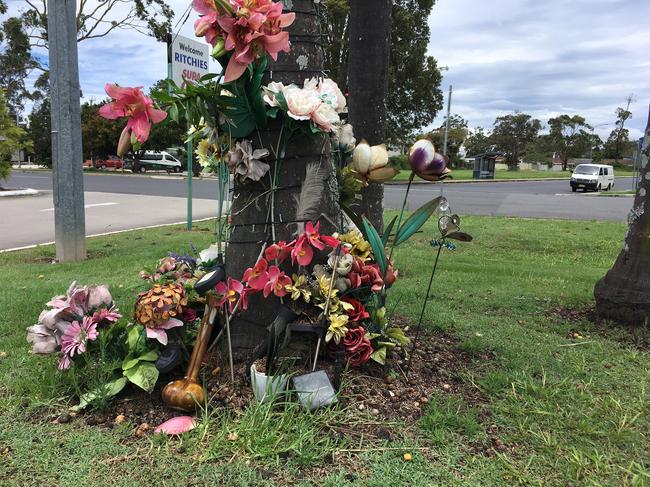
170, 34, 210, 87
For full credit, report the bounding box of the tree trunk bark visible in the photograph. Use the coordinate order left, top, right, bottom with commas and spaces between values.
594, 106, 650, 325
347, 0, 392, 231
226, 0, 340, 348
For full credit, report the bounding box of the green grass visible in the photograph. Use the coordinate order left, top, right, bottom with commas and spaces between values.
1, 216, 649, 486
392, 168, 572, 181
393, 165, 635, 182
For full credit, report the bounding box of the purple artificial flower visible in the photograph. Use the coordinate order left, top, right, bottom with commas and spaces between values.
92, 306, 122, 325
60, 316, 99, 364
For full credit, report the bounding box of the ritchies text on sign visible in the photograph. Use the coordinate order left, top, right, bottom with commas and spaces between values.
170, 34, 210, 87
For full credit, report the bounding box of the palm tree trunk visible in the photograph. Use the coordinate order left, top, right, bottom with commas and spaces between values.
226, 0, 340, 348
347, 0, 392, 231
594, 106, 650, 325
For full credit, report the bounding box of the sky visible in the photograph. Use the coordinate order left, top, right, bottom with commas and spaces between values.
5, 0, 649, 141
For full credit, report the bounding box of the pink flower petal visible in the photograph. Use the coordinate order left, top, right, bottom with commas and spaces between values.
224, 57, 249, 83
154, 416, 197, 435
145, 326, 168, 345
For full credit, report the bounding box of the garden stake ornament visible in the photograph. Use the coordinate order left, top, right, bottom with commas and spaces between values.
404, 214, 472, 379
161, 266, 227, 411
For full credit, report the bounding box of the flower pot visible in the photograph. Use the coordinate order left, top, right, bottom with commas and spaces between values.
250, 364, 289, 404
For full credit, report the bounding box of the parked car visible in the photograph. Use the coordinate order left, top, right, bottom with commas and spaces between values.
128, 151, 182, 173
83, 156, 124, 169
570, 164, 615, 192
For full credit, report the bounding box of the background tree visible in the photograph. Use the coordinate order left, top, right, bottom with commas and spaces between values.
320, 0, 443, 148
547, 114, 592, 170
463, 127, 492, 157
347, 0, 392, 230
0, 1, 174, 113
80, 102, 121, 160
594, 106, 650, 324
0, 16, 38, 114
27, 97, 50, 166
523, 134, 554, 165
490, 113, 542, 169
426, 114, 468, 167
603, 127, 637, 160
0, 89, 31, 187
610, 96, 634, 163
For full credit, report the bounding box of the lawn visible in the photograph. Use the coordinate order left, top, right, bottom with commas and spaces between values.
1, 215, 648, 486
392, 165, 634, 182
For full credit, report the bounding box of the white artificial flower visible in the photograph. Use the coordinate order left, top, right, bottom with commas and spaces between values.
318, 78, 347, 113
199, 244, 221, 264
338, 124, 356, 151
328, 251, 353, 276
262, 81, 286, 107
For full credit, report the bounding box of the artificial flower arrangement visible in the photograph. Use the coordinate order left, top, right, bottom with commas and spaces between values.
24, 0, 469, 412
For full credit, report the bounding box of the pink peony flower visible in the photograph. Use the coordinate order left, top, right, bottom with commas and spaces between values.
243, 258, 270, 291
145, 318, 184, 346
99, 84, 167, 153
263, 266, 291, 298
283, 85, 321, 120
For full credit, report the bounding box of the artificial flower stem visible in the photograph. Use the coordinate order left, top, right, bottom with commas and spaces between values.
313, 246, 341, 371
388, 170, 415, 263
405, 240, 444, 379
206, 242, 268, 354
223, 309, 235, 383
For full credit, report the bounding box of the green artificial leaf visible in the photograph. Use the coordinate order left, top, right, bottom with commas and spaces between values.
168, 104, 179, 123
72, 377, 128, 411
341, 204, 365, 238
200, 73, 219, 81
377, 341, 397, 350
362, 217, 388, 274
124, 361, 159, 393
394, 196, 443, 246
274, 90, 288, 111
386, 327, 411, 345
219, 58, 268, 138
382, 215, 398, 246
127, 324, 146, 355
138, 349, 159, 362
122, 356, 139, 371
370, 346, 387, 365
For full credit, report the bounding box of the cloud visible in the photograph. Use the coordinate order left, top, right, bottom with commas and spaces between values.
427, 0, 650, 140
4, 0, 648, 142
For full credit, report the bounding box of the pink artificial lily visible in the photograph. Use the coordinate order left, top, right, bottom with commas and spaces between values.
146, 318, 183, 346
263, 266, 291, 298
215, 278, 244, 312
99, 84, 167, 155
195, 0, 294, 83
243, 258, 269, 291
291, 235, 314, 266
305, 221, 326, 250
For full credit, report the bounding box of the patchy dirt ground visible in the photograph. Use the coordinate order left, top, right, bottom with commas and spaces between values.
554, 306, 650, 350
47, 319, 495, 449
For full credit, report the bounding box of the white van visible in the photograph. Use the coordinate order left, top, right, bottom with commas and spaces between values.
570, 164, 615, 192
130, 151, 182, 173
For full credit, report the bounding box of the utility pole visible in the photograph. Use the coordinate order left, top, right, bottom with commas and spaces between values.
442, 85, 453, 157
48, 0, 86, 261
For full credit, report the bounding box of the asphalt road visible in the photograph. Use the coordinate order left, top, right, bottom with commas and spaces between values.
1, 170, 635, 250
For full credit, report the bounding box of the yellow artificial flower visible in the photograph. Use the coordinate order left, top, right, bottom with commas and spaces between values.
336, 230, 373, 262
286, 274, 311, 302
325, 313, 349, 343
